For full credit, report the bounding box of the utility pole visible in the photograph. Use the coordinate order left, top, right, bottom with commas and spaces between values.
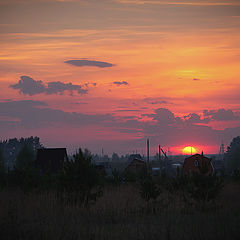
147, 138, 150, 170
159, 145, 161, 171
159, 145, 161, 161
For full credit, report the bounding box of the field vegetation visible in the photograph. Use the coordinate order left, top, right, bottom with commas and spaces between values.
0, 137, 240, 240
0, 174, 239, 239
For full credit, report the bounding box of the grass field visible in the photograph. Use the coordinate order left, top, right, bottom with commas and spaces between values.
0, 181, 239, 240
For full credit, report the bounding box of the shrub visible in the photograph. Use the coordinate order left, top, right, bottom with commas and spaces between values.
186, 173, 224, 208
108, 168, 122, 185
232, 169, 240, 181
139, 171, 161, 202
57, 148, 103, 207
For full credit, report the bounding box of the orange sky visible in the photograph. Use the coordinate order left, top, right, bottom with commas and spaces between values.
0, 0, 240, 155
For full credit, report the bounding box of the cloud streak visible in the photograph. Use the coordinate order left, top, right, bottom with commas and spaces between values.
115, 0, 240, 6
10, 76, 88, 96
113, 81, 129, 86
64, 60, 115, 68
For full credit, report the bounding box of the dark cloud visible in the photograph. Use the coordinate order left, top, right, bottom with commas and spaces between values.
138, 108, 240, 147
193, 78, 200, 81
1, 101, 240, 152
10, 76, 45, 96
203, 109, 240, 121
10, 76, 87, 96
143, 108, 177, 125
46, 81, 87, 95
65, 60, 115, 68
0, 100, 113, 128
113, 81, 129, 86
184, 113, 210, 124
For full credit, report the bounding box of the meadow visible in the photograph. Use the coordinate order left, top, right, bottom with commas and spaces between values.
0, 180, 239, 240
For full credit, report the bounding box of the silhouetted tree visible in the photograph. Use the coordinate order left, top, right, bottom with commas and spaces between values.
0, 148, 6, 187
112, 152, 120, 162
58, 148, 103, 207
15, 144, 35, 171
9, 144, 41, 192
110, 168, 122, 184
0, 136, 43, 170
226, 136, 240, 173
0, 148, 4, 174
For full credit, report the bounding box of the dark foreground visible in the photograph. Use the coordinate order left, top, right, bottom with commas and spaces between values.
0, 182, 240, 240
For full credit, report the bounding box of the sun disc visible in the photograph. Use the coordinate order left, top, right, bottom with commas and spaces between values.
182, 146, 197, 155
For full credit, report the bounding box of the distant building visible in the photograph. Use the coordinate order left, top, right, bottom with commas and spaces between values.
124, 158, 146, 175
127, 154, 143, 163
95, 161, 112, 176
152, 167, 161, 176
212, 158, 225, 175
183, 153, 213, 176
36, 148, 68, 174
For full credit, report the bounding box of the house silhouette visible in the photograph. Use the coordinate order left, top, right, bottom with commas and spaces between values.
36, 148, 68, 174
183, 153, 213, 176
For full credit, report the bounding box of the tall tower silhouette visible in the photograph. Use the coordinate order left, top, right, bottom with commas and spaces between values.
219, 142, 225, 160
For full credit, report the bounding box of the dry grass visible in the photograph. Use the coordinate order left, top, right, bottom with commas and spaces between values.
0, 182, 240, 240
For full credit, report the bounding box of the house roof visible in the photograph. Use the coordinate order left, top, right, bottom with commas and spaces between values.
125, 158, 146, 169
185, 154, 210, 161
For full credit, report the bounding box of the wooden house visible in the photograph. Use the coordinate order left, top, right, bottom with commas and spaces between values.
183, 153, 213, 176
36, 148, 68, 174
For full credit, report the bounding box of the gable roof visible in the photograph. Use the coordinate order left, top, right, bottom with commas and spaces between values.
185, 154, 211, 161
125, 158, 146, 171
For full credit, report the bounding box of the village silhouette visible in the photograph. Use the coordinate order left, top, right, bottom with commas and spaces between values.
0, 136, 239, 239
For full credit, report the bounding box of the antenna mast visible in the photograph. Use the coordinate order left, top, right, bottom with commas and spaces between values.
147, 138, 150, 166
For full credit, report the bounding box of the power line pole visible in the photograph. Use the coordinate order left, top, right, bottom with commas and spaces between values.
159, 145, 161, 161
147, 138, 150, 171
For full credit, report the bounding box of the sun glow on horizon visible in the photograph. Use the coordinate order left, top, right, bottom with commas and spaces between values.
182, 146, 197, 155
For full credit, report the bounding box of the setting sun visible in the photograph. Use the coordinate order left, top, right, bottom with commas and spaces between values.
182, 146, 197, 155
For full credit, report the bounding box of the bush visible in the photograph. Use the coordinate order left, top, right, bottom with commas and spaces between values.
232, 169, 240, 181
139, 171, 161, 202
57, 148, 103, 207
9, 167, 41, 192
187, 173, 224, 204
107, 168, 122, 185
163, 165, 224, 209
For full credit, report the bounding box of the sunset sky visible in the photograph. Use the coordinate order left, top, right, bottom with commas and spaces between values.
1, 0, 240, 155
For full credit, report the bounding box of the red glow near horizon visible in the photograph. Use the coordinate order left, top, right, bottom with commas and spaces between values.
170, 145, 218, 155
